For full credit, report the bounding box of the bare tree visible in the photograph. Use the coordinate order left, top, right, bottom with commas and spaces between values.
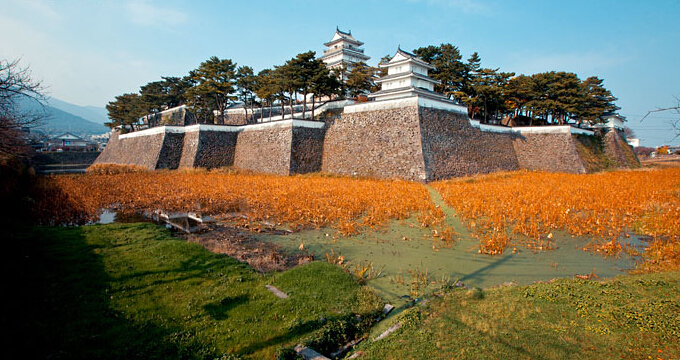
0, 58, 48, 157
641, 95, 680, 142
622, 126, 636, 139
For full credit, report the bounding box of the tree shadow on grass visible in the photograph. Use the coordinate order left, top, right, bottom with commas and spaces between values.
441, 315, 573, 360
202, 294, 249, 320
13, 226, 218, 360
235, 315, 337, 356
105, 249, 251, 292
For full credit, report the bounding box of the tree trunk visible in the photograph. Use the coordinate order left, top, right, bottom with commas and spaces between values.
280, 97, 285, 120
311, 94, 316, 120
302, 87, 307, 119
483, 97, 488, 123
249, 95, 255, 123
215, 96, 222, 124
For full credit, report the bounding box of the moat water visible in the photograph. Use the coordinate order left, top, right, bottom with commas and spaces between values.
256, 217, 641, 304
95, 209, 642, 305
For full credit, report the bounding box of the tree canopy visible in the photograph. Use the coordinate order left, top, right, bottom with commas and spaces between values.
411, 43, 618, 125
106, 43, 620, 130
345, 62, 376, 99
414, 44, 467, 99
105, 93, 144, 131
236, 66, 257, 123
185, 56, 238, 124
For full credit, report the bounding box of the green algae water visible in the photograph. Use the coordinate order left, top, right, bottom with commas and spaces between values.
257, 187, 639, 304
256, 215, 639, 305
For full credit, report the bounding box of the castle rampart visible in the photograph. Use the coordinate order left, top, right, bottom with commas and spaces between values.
94, 100, 637, 181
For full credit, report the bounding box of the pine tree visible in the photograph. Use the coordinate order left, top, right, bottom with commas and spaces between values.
236, 66, 257, 123
345, 62, 375, 99
185, 56, 238, 124
413, 44, 466, 99
254, 69, 276, 121
105, 93, 144, 131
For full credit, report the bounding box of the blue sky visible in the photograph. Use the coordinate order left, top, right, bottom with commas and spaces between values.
1, 0, 679, 146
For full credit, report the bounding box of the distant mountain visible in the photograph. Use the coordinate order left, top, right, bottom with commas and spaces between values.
20, 98, 110, 136
83, 105, 109, 124
47, 98, 109, 125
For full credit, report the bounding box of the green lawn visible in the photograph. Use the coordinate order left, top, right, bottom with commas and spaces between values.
15, 223, 382, 359
356, 271, 680, 359
14, 221, 680, 360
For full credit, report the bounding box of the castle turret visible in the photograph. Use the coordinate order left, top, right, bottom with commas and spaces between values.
369, 47, 448, 102
321, 28, 370, 73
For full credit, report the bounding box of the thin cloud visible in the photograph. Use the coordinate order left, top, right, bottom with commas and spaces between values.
403, 0, 489, 14
21, 0, 62, 22
124, 1, 188, 29
0, 11, 154, 107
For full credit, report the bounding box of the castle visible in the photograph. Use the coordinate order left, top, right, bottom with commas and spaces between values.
95, 29, 639, 181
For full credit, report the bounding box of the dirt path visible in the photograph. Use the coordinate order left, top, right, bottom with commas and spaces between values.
184, 215, 313, 272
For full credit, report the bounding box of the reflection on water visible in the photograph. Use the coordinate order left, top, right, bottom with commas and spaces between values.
97, 210, 116, 224
93, 209, 209, 233
95, 210, 149, 225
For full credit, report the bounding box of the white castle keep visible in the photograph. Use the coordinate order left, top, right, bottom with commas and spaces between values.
320, 27, 370, 73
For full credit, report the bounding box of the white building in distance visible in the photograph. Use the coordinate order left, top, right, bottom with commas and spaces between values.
369, 47, 449, 102
597, 113, 626, 131
320, 28, 370, 73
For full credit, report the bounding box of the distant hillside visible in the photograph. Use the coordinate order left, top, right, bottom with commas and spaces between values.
20, 98, 110, 136
48, 98, 109, 125
83, 105, 109, 124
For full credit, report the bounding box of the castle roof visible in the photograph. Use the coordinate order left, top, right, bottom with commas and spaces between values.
324, 27, 364, 47
379, 47, 435, 70
374, 71, 441, 85
368, 86, 453, 104
320, 47, 370, 61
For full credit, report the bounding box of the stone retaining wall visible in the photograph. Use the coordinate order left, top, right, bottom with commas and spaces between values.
156, 132, 185, 170
233, 125, 293, 175
178, 130, 200, 168
223, 113, 247, 125
179, 131, 238, 169
195, 131, 238, 169
290, 127, 325, 174
93, 131, 165, 169
419, 108, 519, 180
95, 104, 629, 179
603, 130, 640, 169
513, 133, 587, 173
322, 106, 427, 181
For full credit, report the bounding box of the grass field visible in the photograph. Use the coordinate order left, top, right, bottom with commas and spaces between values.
356, 271, 680, 360
14, 223, 382, 359
14, 222, 679, 359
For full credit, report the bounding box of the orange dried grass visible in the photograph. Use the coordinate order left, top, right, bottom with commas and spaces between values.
433, 169, 680, 270
42, 171, 441, 235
